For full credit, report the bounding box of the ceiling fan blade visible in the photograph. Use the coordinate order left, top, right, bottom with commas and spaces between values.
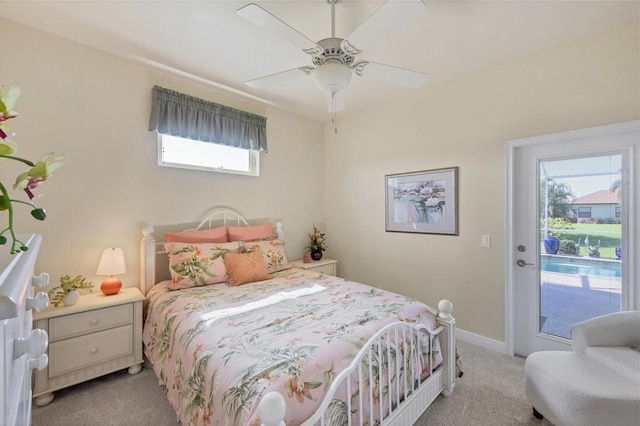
345, 0, 427, 51
354, 61, 428, 88
325, 90, 347, 112
245, 66, 313, 89
237, 3, 323, 55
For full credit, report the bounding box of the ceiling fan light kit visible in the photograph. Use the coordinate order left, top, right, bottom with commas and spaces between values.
313, 61, 352, 94
237, 0, 429, 117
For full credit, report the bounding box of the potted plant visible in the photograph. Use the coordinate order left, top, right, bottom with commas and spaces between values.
48, 275, 93, 307
0, 86, 66, 254
306, 225, 328, 261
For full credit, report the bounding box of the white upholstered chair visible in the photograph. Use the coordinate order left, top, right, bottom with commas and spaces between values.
524, 311, 640, 426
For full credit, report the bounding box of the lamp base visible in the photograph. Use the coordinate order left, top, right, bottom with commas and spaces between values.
100, 276, 122, 295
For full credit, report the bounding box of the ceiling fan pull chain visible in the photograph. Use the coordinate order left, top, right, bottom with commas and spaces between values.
331, 91, 338, 134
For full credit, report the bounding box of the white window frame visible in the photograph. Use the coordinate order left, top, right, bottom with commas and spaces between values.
157, 134, 259, 177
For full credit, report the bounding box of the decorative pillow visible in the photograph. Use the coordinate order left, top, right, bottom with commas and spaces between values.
223, 250, 273, 286
164, 241, 240, 289
228, 223, 274, 242
240, 239, 292, 273
165, 226, 228, 243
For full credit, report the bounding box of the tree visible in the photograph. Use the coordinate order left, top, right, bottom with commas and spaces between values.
540, 179, 575, 218
611, 179, 622, 202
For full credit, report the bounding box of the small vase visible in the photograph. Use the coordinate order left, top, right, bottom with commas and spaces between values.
303, 252, 312, 263
62, 290, 80, 306
310, 250, 323, 261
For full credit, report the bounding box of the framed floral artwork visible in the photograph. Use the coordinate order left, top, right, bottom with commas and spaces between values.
385, 167, 458, 235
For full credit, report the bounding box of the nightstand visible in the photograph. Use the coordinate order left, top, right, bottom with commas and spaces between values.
291, 258, 338, 276
32, 287, 144, 406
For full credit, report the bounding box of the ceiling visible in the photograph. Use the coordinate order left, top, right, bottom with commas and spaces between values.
1, 1, 638, 122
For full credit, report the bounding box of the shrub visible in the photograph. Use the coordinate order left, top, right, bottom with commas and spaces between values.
559, 239, 578, 255
541, 217, 573, 237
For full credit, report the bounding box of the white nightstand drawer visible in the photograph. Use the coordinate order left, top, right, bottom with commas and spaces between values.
48, 304, 133, 341
291, 258, 338, 276
309, 263, 336, 275
48, 324, 133, 377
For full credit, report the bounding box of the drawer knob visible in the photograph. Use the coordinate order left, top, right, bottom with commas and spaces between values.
29, 353, 48, 371
90, 346, 99, 354
14, 328, 48, 359
26, 292, 49, 312
31, 272, 50, 288
90, 319, 99, 326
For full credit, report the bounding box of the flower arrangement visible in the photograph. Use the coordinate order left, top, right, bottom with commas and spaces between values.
0, 86, 65, 254
48, 275, 93, 307
306, 225, 328, 253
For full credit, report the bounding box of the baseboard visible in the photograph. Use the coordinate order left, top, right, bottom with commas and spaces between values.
456, 328, 506, 354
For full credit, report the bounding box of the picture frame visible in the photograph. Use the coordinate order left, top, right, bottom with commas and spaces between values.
385, 167, 459, 235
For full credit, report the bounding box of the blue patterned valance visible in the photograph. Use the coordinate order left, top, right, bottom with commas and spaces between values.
149, 86, 267, 152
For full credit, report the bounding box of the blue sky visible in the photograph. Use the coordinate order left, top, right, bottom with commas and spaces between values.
541, 154, 621, 198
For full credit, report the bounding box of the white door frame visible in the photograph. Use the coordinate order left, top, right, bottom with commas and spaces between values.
505, 120, 639, 356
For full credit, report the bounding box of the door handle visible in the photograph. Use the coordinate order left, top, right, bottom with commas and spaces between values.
517, 259, 534, 267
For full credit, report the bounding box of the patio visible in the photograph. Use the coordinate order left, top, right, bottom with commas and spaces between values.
540, 271, 621, 339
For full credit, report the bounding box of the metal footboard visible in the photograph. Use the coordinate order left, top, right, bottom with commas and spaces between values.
259, 299, 455, 426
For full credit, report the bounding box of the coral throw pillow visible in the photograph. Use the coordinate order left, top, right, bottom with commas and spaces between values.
228, 223, 274, 242
165, 226, 228, 243
164, 241, 240, 289
241, 239, 292, 273
224, 250, 273, 286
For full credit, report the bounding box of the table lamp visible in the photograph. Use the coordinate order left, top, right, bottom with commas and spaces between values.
96, 247, 126, 295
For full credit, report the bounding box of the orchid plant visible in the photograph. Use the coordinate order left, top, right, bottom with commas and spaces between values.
0, 86, 65, 254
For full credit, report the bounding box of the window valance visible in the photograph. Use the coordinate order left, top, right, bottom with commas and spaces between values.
148, 86, 267, 152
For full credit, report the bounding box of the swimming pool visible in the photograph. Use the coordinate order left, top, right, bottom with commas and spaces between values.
541, 255, 621, 279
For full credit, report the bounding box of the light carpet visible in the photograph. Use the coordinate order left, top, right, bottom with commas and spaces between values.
32, 340, 552, 426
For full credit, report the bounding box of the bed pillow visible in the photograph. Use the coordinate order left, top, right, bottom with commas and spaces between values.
164, 241, 240, 289
240, 239, 292, 273
165, 226, 228, 243
223, 250, 273, 286
228, 223, 274, 242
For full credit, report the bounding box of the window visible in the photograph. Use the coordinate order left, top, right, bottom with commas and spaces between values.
158, 134, 259, 176
616, 206, 622, 218
578, 206, 592, 218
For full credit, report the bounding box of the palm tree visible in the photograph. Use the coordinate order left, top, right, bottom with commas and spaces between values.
540, 179, 575, 218
611, 178, 622, 202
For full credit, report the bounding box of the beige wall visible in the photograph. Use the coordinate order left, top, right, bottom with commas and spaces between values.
322, 21, 640, 342
0, 19, 324, 293
1, 17, 638, 343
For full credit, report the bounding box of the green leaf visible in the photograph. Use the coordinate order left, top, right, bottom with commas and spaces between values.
0, 194, 9, 211
0, 236, 6, 245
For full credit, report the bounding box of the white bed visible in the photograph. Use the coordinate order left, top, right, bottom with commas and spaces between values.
139, 207, 456, 425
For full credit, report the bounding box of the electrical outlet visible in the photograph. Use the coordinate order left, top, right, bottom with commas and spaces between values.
481, 235, 491, 248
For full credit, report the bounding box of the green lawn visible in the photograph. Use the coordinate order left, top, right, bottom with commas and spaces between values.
546, 223, 621, 259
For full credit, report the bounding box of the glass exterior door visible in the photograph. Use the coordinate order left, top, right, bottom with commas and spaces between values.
510, 121, 638, 357
539, 154, 623, 339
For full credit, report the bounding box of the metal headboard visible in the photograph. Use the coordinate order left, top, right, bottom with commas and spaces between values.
194, 207, 249, 230
140, 207, 283, 295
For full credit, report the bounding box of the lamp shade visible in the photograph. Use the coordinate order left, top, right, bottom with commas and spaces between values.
313, 61, 352, 94
96, 248, 126, 275
96, 248, 126, 296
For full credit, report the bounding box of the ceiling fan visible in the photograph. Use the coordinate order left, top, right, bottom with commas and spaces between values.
237, 0, 429, 114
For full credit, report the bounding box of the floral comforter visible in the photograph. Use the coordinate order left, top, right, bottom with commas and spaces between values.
143, 268, 441, 425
